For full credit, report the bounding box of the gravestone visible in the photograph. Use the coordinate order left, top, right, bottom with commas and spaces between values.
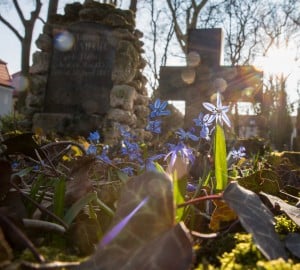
28, 1, 150, 141
45, 22, 116, 115
158, 28, 263, 128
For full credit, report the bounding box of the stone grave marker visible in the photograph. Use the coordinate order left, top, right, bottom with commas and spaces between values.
158, 28, 263, 128
45, 21, 116, 115
28, 2, 150, 140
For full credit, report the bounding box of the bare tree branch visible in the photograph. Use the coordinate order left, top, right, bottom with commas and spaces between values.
0, 13, 23, 41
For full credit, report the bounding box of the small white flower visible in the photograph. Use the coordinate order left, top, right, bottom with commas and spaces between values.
202, 92, 231, 127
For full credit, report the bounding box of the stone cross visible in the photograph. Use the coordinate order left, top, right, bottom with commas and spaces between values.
158, 28, 263, 128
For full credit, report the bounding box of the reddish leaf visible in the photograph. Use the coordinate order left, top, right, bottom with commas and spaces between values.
77, 171, 193, 270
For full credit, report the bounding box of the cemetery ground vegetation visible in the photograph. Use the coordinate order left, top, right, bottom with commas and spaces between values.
1, 97, 300, 269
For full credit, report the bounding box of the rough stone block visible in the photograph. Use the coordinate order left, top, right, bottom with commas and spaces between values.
107, 108, 137, 126
110, 84, 136, 111
30, 52, 50, 74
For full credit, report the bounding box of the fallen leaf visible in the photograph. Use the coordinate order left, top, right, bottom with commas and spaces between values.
223, 181, 287, 260
77, 171, 193, 270
285, 233, 300, 258
209, 199, 237, 231
260, 192, 300, 227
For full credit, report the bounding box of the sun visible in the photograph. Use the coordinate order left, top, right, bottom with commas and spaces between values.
255, 45, 298, 77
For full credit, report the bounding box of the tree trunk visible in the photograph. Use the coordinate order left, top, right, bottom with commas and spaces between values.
129, 0, 137, 13
47, 0, 59, 23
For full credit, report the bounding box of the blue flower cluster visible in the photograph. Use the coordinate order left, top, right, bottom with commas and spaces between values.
146, 99, 170, 134
86, 131, 112, 164
85, 94, 241, 183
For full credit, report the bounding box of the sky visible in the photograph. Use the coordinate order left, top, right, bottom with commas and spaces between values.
1, 0, 299, 110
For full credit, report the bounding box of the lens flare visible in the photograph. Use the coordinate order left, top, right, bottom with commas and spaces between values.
54, 31, 75, 51
11, 75, 29, 91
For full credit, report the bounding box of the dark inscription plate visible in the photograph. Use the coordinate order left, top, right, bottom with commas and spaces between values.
44, 22, 116, 114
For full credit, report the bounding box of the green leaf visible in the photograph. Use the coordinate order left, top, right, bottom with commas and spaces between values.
214, 124, 228, 191
154, 162, 165, 173
64, 192, 98, 225
12, 166, 33, 178
116, 169, 129, 183
88, 203, 103, 240
95, 197, 115, 218
26, 174, 47, 216
53, 177, 66, 218
173, 170, 186, 222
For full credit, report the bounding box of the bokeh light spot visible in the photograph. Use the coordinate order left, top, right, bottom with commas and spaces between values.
213, 78, 227, 93
11, 75, 29, 91
181, 68, 196, 84
54, 31, 75, 52
187, 51, 201, 67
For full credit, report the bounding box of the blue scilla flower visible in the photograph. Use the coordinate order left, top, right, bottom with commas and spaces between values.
165, 142, 195, 168
187, 183, 197, 192
144, 153, 166, 172
146, 120, 162, 134
202, 93, 231, 128
200, 125, 210, 140
229, 146, 246, 160
176, 128, 199, 141
87, 144, 97, 155
97, 145, 112, 164
11, 161, 20, 170
193, 112, 214, 128
149, 99, 171, 118
121, 140, 143, 164
121, 166, 135, 176
119, 125, 134, 140
88, 131, 100, 144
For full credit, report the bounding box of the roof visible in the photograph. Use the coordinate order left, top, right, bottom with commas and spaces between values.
0, 59, 12, 88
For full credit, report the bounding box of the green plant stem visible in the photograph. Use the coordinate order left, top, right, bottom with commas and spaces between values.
177, 194, 223, 208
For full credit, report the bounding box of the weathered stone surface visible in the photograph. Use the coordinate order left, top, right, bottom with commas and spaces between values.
115, 9, 135, 27
30, 52, 50, 74
33, 113, 104, 135
107, 108, 137, 126
64, 2, 83, 20
134, 128, 153, 141
35, 33, 52, 52
134, 105, 150, 118
138, 57, 147, 69
112, 28, 135, 41
110, 84, 136, 111
134, 104, 149, 129
112, 41, 139, 84
83, 1, 114, 10
79, 7, 107, 21
44, 22, 115, 115
134, 29, 144, 39
29, 1, 147, 139
26, 93, 44, 108
133, 39, 144, 51
30, 75, 47, 95
135, 94, 149, 106
135, 118, 148, 129
102, 13, 132, 30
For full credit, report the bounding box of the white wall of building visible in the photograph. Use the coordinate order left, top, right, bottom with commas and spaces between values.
0, 86, 13, 117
